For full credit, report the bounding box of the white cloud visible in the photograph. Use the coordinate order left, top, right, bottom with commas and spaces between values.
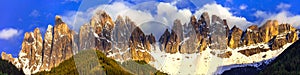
0, 28, 21, 40
254, 10, 269, 18
267, 11, 300, 28
239, 4, 247, 10
156, 2, 192, 26
253, 10, 300, 28
61, 11, 90, 31
277, 3, 291, 10
194, 3, 252, 30
29, 10, 40, 17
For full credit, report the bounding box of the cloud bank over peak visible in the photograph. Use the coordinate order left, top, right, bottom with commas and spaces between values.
194, 3, 252, 30
63, 1, 270, 30
255, 10, 300, 28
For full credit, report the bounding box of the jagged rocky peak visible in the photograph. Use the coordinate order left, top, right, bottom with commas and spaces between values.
168, 30, 180, 53
159, 28, 180, 54
190, 15, 198, 30
79, 10, 116, 54
243, 25, 260, 46
146, 33, 156, 44
181, 16, 200, 54
278, 23, 297, 34
209, 15, 228, 50
200, 12, 210, 27
259, 20, 279, 43
1, 52, 14, 62
10, 27, 44, 74
223, 19, 230, 37
41, 25, 53, 71
124, 16, 137, 32
93, 10, 115, 31
79, 23, 95, 50
159, 29, 171, 51
129, 27, 154, 63
55, 15, 64, 24
172, 19, 184, 41
228, 25, 243, 49
113, 15, 129, 43
51, 15, 76, 69
270, 23, 298, 50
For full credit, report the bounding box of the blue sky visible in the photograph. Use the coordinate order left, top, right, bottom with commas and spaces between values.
0, 0, 299, 57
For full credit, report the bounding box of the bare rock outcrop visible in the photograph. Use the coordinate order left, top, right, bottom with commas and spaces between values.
228, 25, 243, 49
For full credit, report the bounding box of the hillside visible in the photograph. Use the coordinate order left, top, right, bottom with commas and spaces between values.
0, 59, 24, 75
34, 50, 132, 75
259, 40, 300, 74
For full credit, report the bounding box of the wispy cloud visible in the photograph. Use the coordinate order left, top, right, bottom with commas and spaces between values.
254, 10, 300, 28
0, 28, 21, 40
277, 3, 291, 10
29, 10, 40, 17
239, 4, 247, 10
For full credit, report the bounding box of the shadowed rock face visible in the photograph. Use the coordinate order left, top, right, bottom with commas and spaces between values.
41, 25, 53, 71
243, 25, 261, 46
209, 15, 228, 50
129, 27, 154, 62
1, 11, 299, 74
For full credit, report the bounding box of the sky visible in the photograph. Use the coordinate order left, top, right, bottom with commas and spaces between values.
0, 0, 300, 57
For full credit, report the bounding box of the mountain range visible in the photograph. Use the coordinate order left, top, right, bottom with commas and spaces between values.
1, 10, 299, 75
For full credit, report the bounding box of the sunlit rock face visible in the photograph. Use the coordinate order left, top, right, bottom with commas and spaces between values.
50, 15, 76, 69
228, 25, 243, 49
243, 25, 261, 46
1, 15, 79, 74
1, 11, 299, 75
41, 25, 53, 71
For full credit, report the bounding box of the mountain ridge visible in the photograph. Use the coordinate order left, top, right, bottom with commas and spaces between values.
1, 10, 299, 74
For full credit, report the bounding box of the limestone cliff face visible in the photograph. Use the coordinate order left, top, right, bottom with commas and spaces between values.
181, 17, 201, 54
1, 52, 15, 63
209, 15, 228, 50
50, 15, 76, 69
259, 20, 279, 43
41, 25, 53, 71
18, 28, 43, 73
243, 25, 261, 46
129, 27, 153, 63
92, 11, 115, 53
79, 23, 95, 50
228, 25, 243, 49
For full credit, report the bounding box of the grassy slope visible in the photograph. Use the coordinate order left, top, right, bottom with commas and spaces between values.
0, 59, 24, 75
259, 40, 300, 75
34, 50, 131, 75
